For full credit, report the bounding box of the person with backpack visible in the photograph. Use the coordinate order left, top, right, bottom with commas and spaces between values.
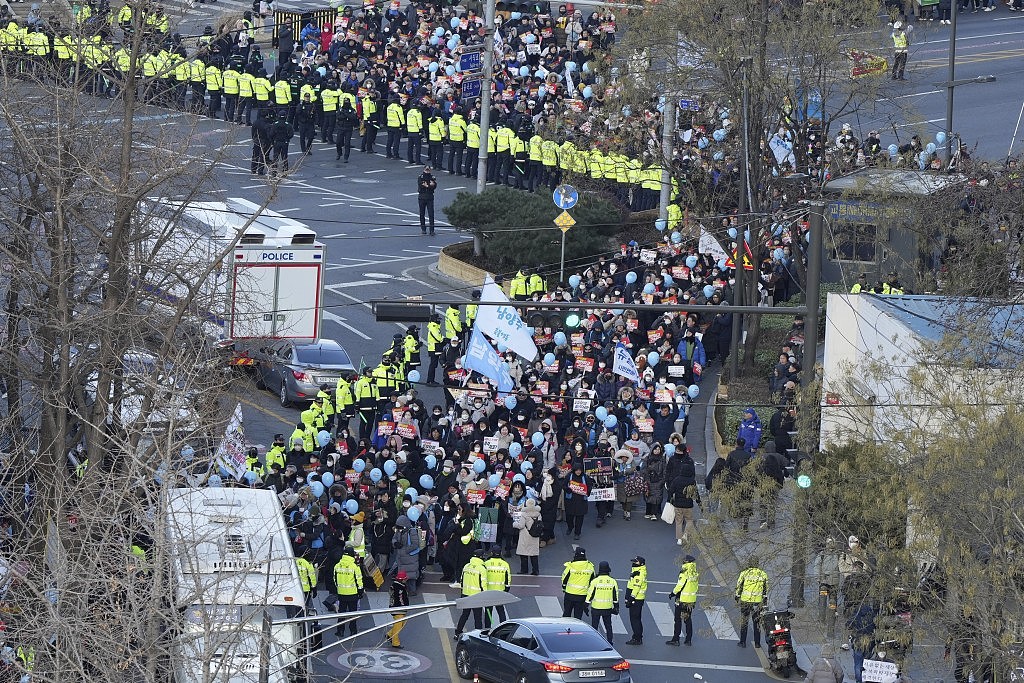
514, 497, 542, 575
392, 515, 420, 595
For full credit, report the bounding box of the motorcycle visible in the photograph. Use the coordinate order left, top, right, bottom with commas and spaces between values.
761, 610, 798, 678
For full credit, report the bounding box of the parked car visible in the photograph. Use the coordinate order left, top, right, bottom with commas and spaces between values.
455, 617, 632, 683
242, 338, 355, 407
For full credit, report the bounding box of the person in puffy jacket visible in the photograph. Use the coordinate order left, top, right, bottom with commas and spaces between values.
737, 408, 763, 452
392, 515, 421, 588
802, 646, 844, 683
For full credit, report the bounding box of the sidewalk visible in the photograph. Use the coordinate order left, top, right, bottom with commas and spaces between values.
699, 369, 951, 682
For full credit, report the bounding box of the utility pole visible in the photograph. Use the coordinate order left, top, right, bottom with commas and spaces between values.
658, 97, 675, 224
474, 0, 495, 194
945, 7, 957, 163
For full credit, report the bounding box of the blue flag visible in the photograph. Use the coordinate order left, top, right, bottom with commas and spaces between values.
612, 342, 640, 383
464, 327, 514, 394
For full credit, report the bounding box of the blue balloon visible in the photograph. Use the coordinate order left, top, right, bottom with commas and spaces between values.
429, 62, 439, 73
425, 454, 437, 469
506, 395, 518, 410
647, 352, 660, 367
887, 144, 899, 156
554, 331, 567, 346
520, 66, 530, 77
626, 272, 637, 284
643, 283, 655, 295
446, 65, 456, 76
322, 472, 335, 487
524, 33, 536, 44
310, 481, 325, 498
671, 232, 682, 244
497, 342, 508, 353
353, 459, 366, 473
728, 227, 738, 239
703, 285, 716, 298
698, 137, 709, 150
520, 461, 533, 472
384, 460, 397, 476
317, 430, 332, 447
582, 61, 591, 73
450, 17, 460, 28
511, 11, 521, 19
568, 274, 581, 288
243, 470, 257, 484
604, 415, 618, 429
582, 86, 593, 99
774, 248, 785, 260
345, 499, 359, 514
430, 35, 439, 46
665, 443, 676, 456
538, 85, 547, 97
936, 131, 947, 145
595, 406, 608, 421
435, 27, 445, 36
208, 474, 222, 488
531, 432, 545, 447
685, 255, 698, 268
717, 259, 727, 270
688, 384, 700, 399
488, 473, 502, 488
447, 37, 459, 50
420, 474, 434, 490
535, 69, 545, 78
407, 506, 422, 522
370, 467, 383, 483
473, 458, 487, 473
408, 370, 421, 383
663, 274, 673, 286
404, 487, 418, 501
654, 218, 667, 231
513, 473, 526, 483
509, 442, 523, 457
565, 61, 577, 72
926, 142, 936, 155
544, 352, 556, 366
744, 229, 751, 242
713, 151, 724, 161
713, 129, 726, 142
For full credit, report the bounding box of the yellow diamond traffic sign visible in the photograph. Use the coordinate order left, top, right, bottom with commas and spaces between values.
554, 210, 576, 231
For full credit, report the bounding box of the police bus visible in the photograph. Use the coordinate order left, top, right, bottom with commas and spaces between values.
165, 487, 308, 683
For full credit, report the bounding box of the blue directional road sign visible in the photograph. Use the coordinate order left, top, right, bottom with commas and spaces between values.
459, 50, 483, 72
678, 97, 701, 112
461, 77, 482, 100
552, 184, 579, 210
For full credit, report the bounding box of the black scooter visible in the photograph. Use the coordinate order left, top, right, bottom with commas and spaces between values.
761, 610, 798, 678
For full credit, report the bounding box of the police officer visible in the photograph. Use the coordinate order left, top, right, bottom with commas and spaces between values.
448, 107, 467, 174
385, 97, 405, 158
251, 108, 273, 176
403, 326, 421, 374
296, 552, 318, 606
891, 22, 908, 81
316, 383, 335, 431
354, 367, 378, 440
465, 115, 481, 178
425, 314, 444, 386
465, 290, 480, 333
427, 108, 446, 169
850, 273, 867, 294
444, 302, 463, 341
335, 98, 358, 162
406, 103, 424, 164
561, 546, 595, 619
484, 547, 511, 627
270, 107, 294, 174
296, 91, 316, 155
333, 547, 364, 637
667, 555, 698, 645
265, 433, 287, 470
417, 165, 437, 235
586, 561, 618, 644
624, 556, 647, 645
736, 555, 769, 648
361, 90, 380, 153
454, 549, 487, 636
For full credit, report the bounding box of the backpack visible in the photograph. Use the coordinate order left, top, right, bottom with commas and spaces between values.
527, 518, 543, 538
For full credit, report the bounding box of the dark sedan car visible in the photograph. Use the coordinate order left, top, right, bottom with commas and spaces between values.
241, 338, 355, 407
455, 617, 632, 683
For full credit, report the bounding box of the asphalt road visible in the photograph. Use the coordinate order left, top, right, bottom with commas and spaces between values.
859, 8, 1024, 160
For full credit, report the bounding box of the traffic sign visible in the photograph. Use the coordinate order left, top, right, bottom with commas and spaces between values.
553, 184, 579, 210
461, 77, 482, 100
459, 50, 482, 72
554, 211, 576, 232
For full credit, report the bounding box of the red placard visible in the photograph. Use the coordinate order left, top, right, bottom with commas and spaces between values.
647, 329, 663, 344
396, 423, 418, 440
376, 421, 396, 437
466, 489, 486, 505
575, 357, 595, 372
567, 480, 589, 496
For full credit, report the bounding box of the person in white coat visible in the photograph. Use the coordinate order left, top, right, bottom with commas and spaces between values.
514, 498, 542, 575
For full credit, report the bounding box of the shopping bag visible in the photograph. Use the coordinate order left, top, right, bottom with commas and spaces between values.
661, 502, 676, 524
362, 554, 384, 589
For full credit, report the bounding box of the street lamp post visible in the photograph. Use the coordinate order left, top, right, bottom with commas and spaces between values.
940, 8, 996, 162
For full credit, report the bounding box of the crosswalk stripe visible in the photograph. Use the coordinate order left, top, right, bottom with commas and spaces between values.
365, 591, 391, 627
647, 602, 677, 638
610, 614, 629, 635
705, 605, 739, 641
535, 595, 563, 618
421, 592, 455, 630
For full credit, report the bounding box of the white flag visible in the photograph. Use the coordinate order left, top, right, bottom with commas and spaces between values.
474, 275, 539, 361
699, 225, 730, 262
612, 342, 640, 384
215, 403, 248, 481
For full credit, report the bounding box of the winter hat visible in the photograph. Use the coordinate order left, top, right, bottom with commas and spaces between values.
351, 511, 365, 523
396, 570, 408, 580
598, 561, 611, 575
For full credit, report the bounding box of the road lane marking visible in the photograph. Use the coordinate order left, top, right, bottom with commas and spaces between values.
326, 280, 385, 290
324, 174, 348, 179
704, 606, 739, 641
535, 596, 562, 617
323, 311, 371, 340
628, 659, 764, 672
875, 89, 941, 101
894, 117, 945, 128
364, 169, 387, 174
648, 601, 677, 637
322, 233, 348, 238
421, 593, 455, 629
442, 186, 467, 191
